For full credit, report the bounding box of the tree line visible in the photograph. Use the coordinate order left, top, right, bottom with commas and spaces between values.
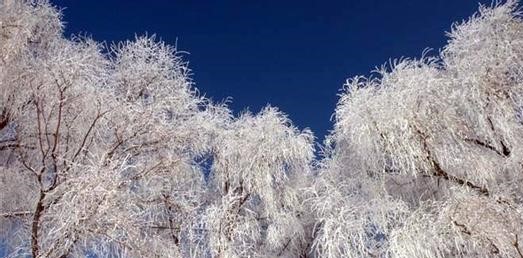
1, 0, 523, 257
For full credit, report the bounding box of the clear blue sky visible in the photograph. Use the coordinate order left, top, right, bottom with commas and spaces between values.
51, 0, 491, 141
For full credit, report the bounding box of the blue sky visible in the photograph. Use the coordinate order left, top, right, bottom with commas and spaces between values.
51, 0, 491, 142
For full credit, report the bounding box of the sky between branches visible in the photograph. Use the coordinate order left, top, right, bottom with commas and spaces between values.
51, 0, 492, 141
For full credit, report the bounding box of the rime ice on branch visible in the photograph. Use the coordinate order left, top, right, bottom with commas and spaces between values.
310, 1, 523, 257
0, 1, 313, 257
1, 0, 523, 258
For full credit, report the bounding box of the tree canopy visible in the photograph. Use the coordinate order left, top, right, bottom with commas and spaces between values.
1, 0, 523, 257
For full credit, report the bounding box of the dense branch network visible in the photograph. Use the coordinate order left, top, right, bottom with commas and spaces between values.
1, 0, 523, 257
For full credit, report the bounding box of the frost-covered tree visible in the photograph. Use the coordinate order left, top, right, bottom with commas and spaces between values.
310, 1, 523, 257
200, 108, 314, 257
0, 1, 314, 257
3, 0, 523, 258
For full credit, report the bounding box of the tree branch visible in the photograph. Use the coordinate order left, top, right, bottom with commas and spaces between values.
452, 220, 471, 235
71, 107, 108, 163
31, 190, 46, 258
415, 127, 489, 196
0, 211, 33, 218
278, 238, 293, 256
463, 138, 508, 157
486, 117, 511, 156
515, 234, 523, 258
0, 107, 9, 131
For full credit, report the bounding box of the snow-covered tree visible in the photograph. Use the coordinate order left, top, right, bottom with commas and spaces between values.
0, 1, 314, 257
310, 1, 523, 257
200, 107, 314, 257
3, 0, 523, 258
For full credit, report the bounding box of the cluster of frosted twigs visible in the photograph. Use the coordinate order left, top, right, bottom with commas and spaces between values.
1, 1, 523, 257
